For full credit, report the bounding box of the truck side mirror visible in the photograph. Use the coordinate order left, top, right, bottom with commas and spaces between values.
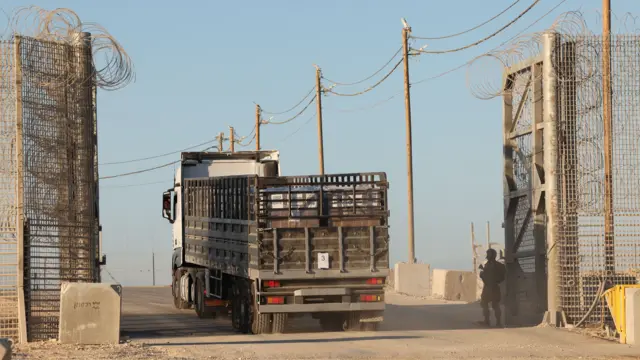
162, 190, 175, 223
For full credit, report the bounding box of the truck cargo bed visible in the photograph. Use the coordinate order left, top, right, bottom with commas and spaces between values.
182, 173, 389, 279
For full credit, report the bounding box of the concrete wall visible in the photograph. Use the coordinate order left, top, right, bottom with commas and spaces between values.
431, 269, 477, 303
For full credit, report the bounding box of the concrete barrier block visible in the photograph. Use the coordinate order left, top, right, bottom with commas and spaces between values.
431, 269, 477, 303
59, 283, 123, 345
387, 268, 395, 288
625, 287, 640, 345
393, 262, 430, 297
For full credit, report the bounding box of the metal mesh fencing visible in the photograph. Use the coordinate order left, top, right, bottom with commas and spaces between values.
0, 35, 98, 342
553, 34, 640, 325
19, 35, 98, 341
0, 40, 20, 342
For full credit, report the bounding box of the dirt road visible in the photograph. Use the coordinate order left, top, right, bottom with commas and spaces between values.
13, 286, 640, 359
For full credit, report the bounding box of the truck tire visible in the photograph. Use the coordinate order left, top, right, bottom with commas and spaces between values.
319, 314, 344, 332
173, 269, 190, 310
271, 313, 288, 334
345, 312, 362, 332
362, 322, 379, 331
195, 278, 214, 319
231, 281, 251, 334
250, 281, 272, 334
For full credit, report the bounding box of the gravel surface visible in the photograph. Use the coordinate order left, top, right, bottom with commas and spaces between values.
10, 287, 640, 359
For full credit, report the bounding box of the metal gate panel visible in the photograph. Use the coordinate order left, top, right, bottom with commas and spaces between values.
503, 54, 547, 326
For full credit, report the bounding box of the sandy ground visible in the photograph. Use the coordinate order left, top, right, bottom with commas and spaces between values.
12, 287, 640, 359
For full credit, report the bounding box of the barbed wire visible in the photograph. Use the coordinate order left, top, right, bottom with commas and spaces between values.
412, 0, 541, 55
322, 47, 402, 86
326, 58, 403, 97
411, 0, 525, 40
265, 96, 316, 125
5, 6, 135, 90
258, 86, 315, 115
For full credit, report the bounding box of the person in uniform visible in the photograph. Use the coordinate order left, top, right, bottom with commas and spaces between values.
478, 248, 506, 327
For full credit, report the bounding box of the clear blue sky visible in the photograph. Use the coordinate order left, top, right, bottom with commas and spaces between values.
2, 1, 639, 285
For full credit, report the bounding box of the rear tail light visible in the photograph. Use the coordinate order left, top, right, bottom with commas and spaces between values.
360, 294, 382, 302
263, 280, 281, 288
366, 278, 384, 285
266, 296, 285, 304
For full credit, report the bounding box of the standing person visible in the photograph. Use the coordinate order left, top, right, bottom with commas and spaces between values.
478, 248, 506, 327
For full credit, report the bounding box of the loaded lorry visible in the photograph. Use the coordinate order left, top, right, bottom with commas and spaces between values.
161, 150, 390, 334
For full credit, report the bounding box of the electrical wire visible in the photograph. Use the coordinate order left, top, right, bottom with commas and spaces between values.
322, 47, 403, 86
279, 111, 317, 142
266, 96, 316, 125
99, 139, 217, 166
411, 0, 524, 40
413, 0, 540, 54
327, 58, 403, 97
332, 90, 404, 113
100, 145, 217, 180
411, 0, 568, 86
259, 86, 315, 115
101, 180, 170, 189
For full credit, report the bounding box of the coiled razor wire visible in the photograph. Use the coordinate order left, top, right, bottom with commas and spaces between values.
3, 6, 134, 90
464, 10, 640, 101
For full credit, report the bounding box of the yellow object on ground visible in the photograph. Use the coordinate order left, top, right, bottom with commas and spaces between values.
603, 284, 640, 344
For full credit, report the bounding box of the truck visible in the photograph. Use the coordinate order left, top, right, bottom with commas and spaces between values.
161, 150, 390, 334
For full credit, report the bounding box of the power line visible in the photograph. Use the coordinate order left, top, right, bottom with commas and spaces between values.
266, 96, 316, 125
101, 180, 170, 189
412, 0, 540, 54
322, 47, 403, 86
99, 139, 216, 166
259, 86, 315, 115
411, 0, 524, 40
279, 111, 317, 142
332, 90, 404, 113
99, 160, 179, 180
412, 0, 567, 86
99, 145, 217, 180
326, 58, 403, 97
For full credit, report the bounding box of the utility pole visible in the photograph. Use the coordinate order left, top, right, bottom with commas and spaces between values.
486, 221, 491, 249
218, 132, 224, 152
229, 126, 235, 153
471, 222, 477, 274
602, 0, 615, 274
152, 252, 156, 286
255, 104, 261, 151
402, 19, 416, 264
315, 65, 325, 175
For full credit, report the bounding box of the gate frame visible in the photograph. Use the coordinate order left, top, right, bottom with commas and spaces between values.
502, 32, 561, 326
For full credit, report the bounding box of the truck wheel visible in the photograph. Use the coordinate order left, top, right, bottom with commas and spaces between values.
250, 281, 272, 334
362, 322, 379, 331
231, 281, 251, 334
345, 312, 362, 332
272, 313, 288, 334
173, 269, 190, 310
319, 314, 344, 332
195, 278, 214, 319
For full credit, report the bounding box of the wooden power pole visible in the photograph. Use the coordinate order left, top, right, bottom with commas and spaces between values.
315, 65, 325, 175
402, 19, 416, 264
229, 126, 235, 153
255, 104, 261, 151
218, 132, 224, 152
602, 0, 615, 274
